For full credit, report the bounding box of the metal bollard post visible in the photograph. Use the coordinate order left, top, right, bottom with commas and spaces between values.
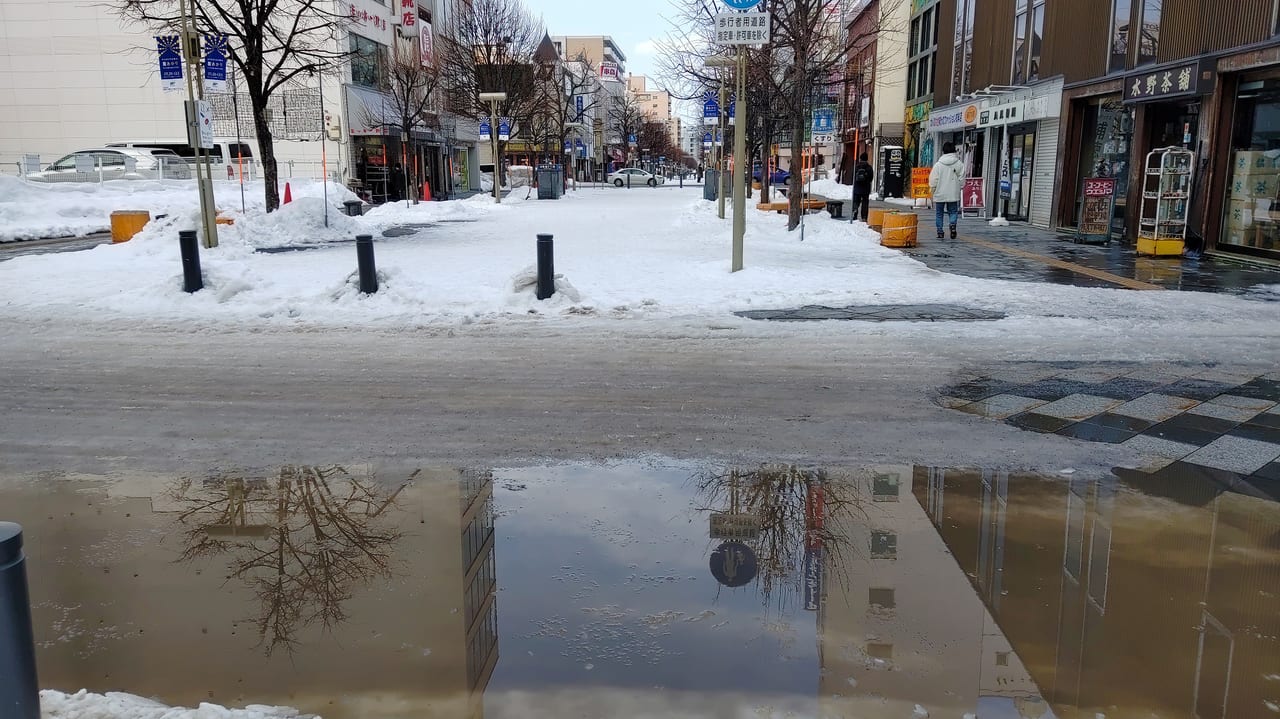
627, 173, 631, 189
178, 229, 203, 293
536, 234, 554, 300
356, 234, 378, 294
0, 523, 39, 719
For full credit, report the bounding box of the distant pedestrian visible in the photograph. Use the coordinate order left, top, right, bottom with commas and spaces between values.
851, 153, 874, 221
389, 162, 405, 202
929, 141, 964, 239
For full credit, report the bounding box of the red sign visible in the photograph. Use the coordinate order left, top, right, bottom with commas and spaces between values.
1084, 177, 1117, 197
962, 177, 985, 209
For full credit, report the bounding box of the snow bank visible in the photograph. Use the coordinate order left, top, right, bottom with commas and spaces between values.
803, 178, 851, 199
0, 176, 356, 242
40, 689, 307, 718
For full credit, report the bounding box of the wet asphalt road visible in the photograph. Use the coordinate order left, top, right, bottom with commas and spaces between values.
0, 232, 111, 261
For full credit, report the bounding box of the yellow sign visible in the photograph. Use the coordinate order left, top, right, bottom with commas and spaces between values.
911, 167, 932, 199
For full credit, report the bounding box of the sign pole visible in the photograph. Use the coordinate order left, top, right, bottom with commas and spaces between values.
718, 78, 727, 220
731, 46, 746, 272
177, 0, 218, 248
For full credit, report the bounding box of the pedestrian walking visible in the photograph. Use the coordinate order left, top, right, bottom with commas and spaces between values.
929, 142, 964, 239
851, 153, 874, 222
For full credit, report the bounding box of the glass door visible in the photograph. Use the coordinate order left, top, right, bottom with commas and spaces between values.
1007, 125, 1036, 220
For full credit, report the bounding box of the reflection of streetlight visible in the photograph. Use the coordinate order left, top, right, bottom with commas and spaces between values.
479, 91, 507, 204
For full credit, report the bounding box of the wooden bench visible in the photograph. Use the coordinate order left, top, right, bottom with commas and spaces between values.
756, 199, 827, 214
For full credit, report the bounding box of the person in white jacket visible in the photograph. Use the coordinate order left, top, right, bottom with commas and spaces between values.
929, 142, 965, 239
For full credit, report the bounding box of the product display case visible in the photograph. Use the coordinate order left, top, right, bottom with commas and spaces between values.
1137, 146, 1194, 257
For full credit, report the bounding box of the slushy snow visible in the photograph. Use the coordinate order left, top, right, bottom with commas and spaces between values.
40, 689, 307, 718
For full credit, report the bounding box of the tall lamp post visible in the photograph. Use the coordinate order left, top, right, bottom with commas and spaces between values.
479, 91, 507, 204
706, 54, 745, 272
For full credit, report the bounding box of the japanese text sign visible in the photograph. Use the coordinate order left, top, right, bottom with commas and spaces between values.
714, 12, 770, 45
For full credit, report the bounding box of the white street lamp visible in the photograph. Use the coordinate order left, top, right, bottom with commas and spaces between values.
479, 91, 507, 203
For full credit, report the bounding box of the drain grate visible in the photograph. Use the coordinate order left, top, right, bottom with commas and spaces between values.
736, 304, 1006, 322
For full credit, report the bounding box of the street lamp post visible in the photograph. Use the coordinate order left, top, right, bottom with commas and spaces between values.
479, 91, 507, 204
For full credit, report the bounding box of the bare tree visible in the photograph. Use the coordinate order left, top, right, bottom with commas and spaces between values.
637, 119, 674, 161
372, 46, 443, 205
169, 465, 409, 655
608, 95, 646, 165
118, 0, 349, 211
438, 0, 543, 187
528, 51, 602, 172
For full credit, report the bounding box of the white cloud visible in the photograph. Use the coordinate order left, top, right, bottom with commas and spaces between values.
634, 38, 658, 55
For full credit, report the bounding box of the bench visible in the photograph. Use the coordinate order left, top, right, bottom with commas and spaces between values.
755, 199, 828, 214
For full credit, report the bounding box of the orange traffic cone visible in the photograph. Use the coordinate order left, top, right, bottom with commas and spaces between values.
422, 180, 432, 202
282, 182, 293, 204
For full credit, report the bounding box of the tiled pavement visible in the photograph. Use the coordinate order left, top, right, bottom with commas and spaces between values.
852, 201, 1280, 298
940, 362, 1280, 497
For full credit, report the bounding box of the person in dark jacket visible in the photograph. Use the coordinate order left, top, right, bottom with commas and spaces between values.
851, 153, 874, 221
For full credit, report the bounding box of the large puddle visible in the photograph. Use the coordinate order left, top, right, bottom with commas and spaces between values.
6, 462, 1279, 718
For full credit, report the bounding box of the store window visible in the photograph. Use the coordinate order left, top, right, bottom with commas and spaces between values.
1075, 98, 1133, 235
350, 33, 388, 88
1222, 78, 1280, 257
1012, 1, 1045, 85
1138, 0, 1161, 65
1109, 0, 1131, 72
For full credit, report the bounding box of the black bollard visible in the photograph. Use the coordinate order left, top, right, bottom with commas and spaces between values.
627, 173, 631, 189
356, 234, 378, 294
536, 234, 555, 300
178, 229, 203, 293
0, 523, 39, 719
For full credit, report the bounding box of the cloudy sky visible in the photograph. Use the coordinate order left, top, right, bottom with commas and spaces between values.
528, 0, 675, 87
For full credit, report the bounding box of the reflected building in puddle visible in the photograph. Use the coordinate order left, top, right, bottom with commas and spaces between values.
23, 465, 498, 719
915, 466, 1280, 719
816, 466, 1051, 719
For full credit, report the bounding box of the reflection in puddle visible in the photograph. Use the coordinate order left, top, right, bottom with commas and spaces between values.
7, 461, 1279, 718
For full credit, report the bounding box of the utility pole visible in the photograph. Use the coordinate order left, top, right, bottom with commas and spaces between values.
179, 0, 218, 248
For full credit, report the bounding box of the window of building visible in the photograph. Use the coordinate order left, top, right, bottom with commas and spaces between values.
907, 1, 938, 103
1109, 0, 1131, 72
350, 33, 388, 88
1138, 0, 1161, 64
1221, 77, 1280, 259
1011, 1, 1045, 85
951, 0, 976, 98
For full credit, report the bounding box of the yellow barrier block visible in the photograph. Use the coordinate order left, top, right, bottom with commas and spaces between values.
867, 207, 886, 231
1137, 237, 1184, 257
109, 210, 150, 243
880, 212, 919, 247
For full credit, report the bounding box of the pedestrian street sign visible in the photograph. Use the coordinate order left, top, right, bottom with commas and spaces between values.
156, 36, 184, 93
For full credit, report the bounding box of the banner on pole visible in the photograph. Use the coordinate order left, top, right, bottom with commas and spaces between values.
156, 36, 184, 93
203, 35, 228, 93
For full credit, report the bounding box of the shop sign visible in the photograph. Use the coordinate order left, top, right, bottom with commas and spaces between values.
963, 177, 984, 209
1123, 59, 1215, 104
419, 21, 434, 66
906, 101, 932, 125
599, 62, 619, 82
978, 100, 1026, 128
910, 167, 932, 199
860, 97, 870, 127
1078, 177, 1116, 241
929, 103, 979, 132
1024, 95, 1060, 121
398, 0, 416, 35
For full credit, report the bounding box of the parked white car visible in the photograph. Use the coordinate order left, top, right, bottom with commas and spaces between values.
607, 167, 665, 187
24, 148, 192, 182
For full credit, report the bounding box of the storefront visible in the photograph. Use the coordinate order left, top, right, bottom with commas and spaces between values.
1215, 57, 1280, 261
1059, 81, 1132, 239
928, 101, 984, 209
904, 101, 933, 170
977, 79, 1063, 227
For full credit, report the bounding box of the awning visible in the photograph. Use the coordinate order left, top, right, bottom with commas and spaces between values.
346, 85, 394, 137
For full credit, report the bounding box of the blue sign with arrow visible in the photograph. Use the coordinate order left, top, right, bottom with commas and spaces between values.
156, 36, 183, 93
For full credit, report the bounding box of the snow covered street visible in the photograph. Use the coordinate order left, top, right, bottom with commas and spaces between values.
2, 180, 1280, 355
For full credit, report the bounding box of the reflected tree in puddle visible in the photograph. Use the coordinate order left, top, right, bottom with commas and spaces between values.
691, 465, 864, 612
168, 465, 410, 654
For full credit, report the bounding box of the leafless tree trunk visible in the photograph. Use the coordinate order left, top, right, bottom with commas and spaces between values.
376, 47, 442, 204
117, 0, 349, 212
438, 0, 542, 188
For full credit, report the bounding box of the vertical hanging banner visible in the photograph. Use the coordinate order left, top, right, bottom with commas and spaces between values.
156, 36, 184, 93
498, 118, 511, 142
419, 21, 434, 66
203, 35, 228, 93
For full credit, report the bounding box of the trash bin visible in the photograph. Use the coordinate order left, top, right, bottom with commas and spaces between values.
702, 170, 719, 201
109, 210, 150, 243
343, 199, 364, 216
537, 166, 563, 200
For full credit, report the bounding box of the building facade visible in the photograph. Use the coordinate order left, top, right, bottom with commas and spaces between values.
551, 36, 628, 169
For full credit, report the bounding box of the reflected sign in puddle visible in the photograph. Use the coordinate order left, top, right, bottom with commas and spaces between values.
5, 461, 1279, 718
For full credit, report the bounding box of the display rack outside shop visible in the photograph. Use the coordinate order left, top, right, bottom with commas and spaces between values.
1137, 146, 1194, 256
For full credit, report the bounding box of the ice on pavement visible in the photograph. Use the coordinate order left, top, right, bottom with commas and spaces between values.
41, 689, 306, 718
2, 181, 1279, 352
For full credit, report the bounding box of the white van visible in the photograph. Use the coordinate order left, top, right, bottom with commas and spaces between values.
106, 141, 254, 179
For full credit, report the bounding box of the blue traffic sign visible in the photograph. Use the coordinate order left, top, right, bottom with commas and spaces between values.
721, 0, 762, 9
710, 542, 758, 588
628, 133, 637, 144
